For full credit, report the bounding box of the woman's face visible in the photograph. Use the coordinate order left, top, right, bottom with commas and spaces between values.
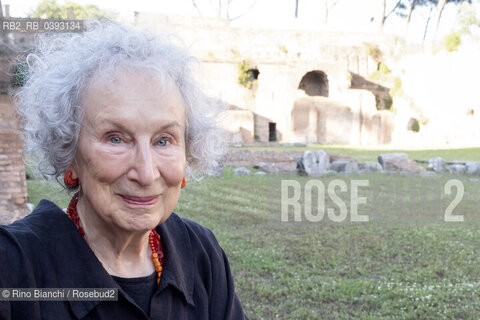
70, 69, 187, 232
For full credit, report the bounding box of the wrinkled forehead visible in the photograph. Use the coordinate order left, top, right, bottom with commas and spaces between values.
78, 65, 187, 130
83, 64, 179, 98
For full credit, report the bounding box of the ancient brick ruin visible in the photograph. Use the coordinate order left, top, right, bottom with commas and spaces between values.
0, 96, 27, 224
0, 25, 31, 223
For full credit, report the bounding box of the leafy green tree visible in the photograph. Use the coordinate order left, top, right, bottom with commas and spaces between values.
443, 31, 461, 50
456, 2, 480, 33
391, 0, 475, 41
442, 3, 480, 51
28, 0, 115, 19
431, 0, 469, 41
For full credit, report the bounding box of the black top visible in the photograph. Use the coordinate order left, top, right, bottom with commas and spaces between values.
0, 200, 249, 320
112, 272, 157, 316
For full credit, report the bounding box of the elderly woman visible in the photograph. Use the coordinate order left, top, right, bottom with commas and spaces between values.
0, 22, 248, 319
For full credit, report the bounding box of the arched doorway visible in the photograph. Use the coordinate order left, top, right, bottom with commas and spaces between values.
298, 71, 329, 97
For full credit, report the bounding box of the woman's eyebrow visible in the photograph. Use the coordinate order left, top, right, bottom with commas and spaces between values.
159, 121, 182, 131
97, 119, 182, 131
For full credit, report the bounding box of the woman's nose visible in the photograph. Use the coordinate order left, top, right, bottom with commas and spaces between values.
126, 142, 160, 186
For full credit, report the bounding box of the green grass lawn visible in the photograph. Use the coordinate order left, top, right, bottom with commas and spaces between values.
176, 172, 480, 319
26, 147, 480, 319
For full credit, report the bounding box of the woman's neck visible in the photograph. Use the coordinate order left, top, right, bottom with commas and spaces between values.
76, 197, 155, 278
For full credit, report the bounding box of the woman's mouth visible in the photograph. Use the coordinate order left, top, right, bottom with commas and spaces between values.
118, 194, 160, 206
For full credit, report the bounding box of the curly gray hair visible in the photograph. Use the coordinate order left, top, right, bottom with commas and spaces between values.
15, 21, 225, 187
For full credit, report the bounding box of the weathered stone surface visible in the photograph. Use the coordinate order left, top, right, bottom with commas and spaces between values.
280, 142, 307, 147
234, 167, 252, 176
255, 171, 267, 175
323, 170, 338, 176
254, 161, 296, 173
296, 157, 307, 176
399, 171, 415, 177
225, 150, 303, 166
427, 157, 446, 173
446, 164, 466, 174
420, 171, 438, 177
0, 96, 28, 224
298, 150, 330, 177
383, 171, 398, 176
330, 161, 358, 174
378, 153, 408, 167
207, 165, 224, 177
358, 162, 383, 173
465, 162, 480, 175
254, 162, 275, 173
329, 154, 357, 163
382, 157, 424, 173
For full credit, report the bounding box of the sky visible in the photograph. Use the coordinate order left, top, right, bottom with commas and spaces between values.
5, 0, 478, 44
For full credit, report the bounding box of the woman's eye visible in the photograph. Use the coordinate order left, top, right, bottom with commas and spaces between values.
156, 139, 168, 146
109, 136, 122, 144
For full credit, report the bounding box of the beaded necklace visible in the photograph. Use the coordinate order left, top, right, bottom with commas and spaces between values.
66, 193, 164, 285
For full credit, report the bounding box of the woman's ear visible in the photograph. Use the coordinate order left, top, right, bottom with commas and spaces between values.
66, 162, 79, 180
64, 163, 79, 188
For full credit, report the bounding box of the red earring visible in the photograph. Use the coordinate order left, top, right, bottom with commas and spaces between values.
181, 177, 186, 189
64, 171, 79, 187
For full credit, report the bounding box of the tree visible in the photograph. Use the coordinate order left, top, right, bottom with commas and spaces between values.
391, 0, 474, 41
294, 0, 343, 23
381, 0, 407, 31
456, 1, 480, 33
380, 0, 387, 30
323, 0, 342, 24
389, 0, 433, 37
191, 0, 257, 21
28, 0, 115, 20
442, 2, 480, 50
432, 0, 449, 41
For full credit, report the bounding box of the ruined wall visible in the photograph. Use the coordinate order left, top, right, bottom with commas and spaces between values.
393, 48, 480, 148
117, 14, 480, 148
0, 95, 27, 224
290, 90, 395, 145
0, 33, 33, 223
218, 109, 255, 144
133, 13, 395, 145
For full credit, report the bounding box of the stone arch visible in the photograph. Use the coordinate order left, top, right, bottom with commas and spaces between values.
298, 70, 329, 97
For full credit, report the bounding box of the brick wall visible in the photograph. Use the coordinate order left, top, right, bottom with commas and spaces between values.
0, 95, 27, 225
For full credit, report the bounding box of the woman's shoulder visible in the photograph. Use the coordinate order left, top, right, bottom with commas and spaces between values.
0, 200, 72, 285
0, 199, 74, 267
165, 213, 220, 243
161, 214, 248, 319
0, 199, 70, 241
160, 213, 225, 260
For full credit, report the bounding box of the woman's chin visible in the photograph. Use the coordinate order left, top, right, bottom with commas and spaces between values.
117, 214, 163, 233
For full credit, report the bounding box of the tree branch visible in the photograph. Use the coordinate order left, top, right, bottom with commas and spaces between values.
385, 0, 403, 20
228, 0, 258, 21
191, 0, 203, 15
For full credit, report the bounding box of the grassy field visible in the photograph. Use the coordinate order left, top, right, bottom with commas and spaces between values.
26, 147, 480, 319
